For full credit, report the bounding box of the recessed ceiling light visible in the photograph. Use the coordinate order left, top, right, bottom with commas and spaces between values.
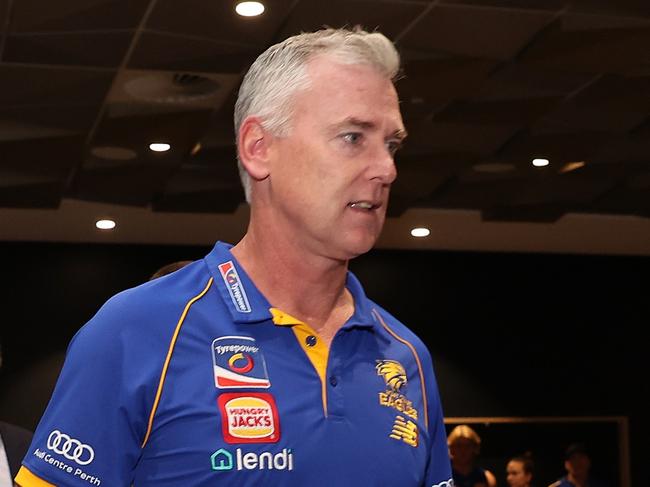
236, 1, 265, 17
411, 227, 430, 238
559, 161, 585, 174
149, 143, 171, 152
532, 158, 549, 167
96, 219, 116, 230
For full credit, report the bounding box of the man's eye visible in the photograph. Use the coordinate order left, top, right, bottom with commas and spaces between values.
387, 140, 402, 156
342, 133, 362, 144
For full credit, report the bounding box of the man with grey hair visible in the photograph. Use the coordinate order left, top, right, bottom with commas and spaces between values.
17, 28, 452, 486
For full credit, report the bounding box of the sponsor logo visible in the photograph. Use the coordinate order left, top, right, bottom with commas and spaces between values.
218, 393, 280, 443
213, 336, 271, 388
211, 448, 294, 472
218, 261, 251, 313
432, 480, 455, 487
376, 359, 420, 447
390, 415, 418, 447
34, 447, 102, 486
47, 430, 94, 465
376, 359, 407, 392
376, 360, 418, 420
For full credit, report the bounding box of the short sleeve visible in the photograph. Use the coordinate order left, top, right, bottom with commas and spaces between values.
17, 293, 160, 486
422, 351, 453, 487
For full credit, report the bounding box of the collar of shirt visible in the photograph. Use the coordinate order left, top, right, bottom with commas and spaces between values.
204, 241, 377, 331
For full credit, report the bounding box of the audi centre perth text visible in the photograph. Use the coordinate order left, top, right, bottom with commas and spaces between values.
33, 448, 101, 486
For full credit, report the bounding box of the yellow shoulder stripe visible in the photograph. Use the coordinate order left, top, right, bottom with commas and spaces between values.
372, 308, 429, 429
15, 466, 56, 487
141, 277, 214, 448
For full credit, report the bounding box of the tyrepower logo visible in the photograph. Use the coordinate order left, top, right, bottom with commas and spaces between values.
47, 430, 94, 465
218, 261, 251, 313
218, 393, 280, 443
212, 336, 271, 388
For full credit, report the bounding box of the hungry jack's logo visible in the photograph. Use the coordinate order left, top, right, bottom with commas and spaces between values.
218, 393, 280, 444
213, 336, 271, 388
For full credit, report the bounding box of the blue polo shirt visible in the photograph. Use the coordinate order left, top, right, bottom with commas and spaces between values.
17, 242, 452, 487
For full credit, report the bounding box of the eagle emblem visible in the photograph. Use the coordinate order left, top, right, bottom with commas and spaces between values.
376, 359, 407, 392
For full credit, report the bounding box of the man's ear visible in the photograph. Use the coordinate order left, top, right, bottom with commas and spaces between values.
237, 116, 272, 182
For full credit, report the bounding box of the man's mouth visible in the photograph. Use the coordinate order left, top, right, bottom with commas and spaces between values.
348, 201, 380, 211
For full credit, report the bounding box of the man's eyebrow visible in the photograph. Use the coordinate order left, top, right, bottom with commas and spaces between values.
332, 117, 408, 139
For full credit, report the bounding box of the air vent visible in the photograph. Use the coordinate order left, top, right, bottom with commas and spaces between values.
124, 72, 221, 104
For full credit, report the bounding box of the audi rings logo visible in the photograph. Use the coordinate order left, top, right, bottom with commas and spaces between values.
47, 430, 95, 465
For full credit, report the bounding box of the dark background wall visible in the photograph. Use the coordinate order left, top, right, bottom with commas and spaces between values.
0, 242, 647, 486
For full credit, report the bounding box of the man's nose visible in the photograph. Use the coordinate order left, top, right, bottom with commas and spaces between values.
370, 144, 397, 184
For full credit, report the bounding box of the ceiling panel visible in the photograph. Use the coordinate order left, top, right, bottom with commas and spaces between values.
0, 0, 648, 250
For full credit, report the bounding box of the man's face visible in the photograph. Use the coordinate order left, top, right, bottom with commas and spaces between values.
506, 460, 531, 487
565, 452, 591, 478
267, 55, 405, 260
449, 438, 478, 464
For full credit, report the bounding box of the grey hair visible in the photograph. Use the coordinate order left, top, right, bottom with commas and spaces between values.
234, 27, 401, 202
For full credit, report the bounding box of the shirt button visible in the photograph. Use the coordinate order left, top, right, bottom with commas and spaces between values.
305, 335, 317, 347
329, 376, 338, 387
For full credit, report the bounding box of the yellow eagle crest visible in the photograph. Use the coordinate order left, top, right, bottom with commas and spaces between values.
376, 359, 407, 391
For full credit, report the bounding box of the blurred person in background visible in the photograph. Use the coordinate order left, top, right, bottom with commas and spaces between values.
506, 452, 534, 487
548, 443, 609, 487
448, 424, 497, 487
0, 343, 33, 486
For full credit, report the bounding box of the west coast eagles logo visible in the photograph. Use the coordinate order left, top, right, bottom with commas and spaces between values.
376, 360, 407, 392
376, 359, 419, 447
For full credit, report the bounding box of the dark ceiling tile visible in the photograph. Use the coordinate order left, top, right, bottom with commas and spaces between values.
591, 134, 650, 164
537, 100, 648, 134
519, 24, 650, 75
569, 0, 650, 18
0, 105, 98, 135
0, 0, 8, 34
0, 135, 84, 174
0, 182, 64, 208
9, 0, 151, 32
0, 135, 83, 208
436, 97, 562, 125
277, 0, 426, 40
147, 0, 293, 47
443, 0, 568, 11
561, 12, 650, 31
476, 64, 595, 100
405, 121, 517, 157
70, 165, 174, 206
498, 131, 609, 164
481, 204, 567, 222
397, 57, 497, 119
392, 156, 467, 200
153, 187, 244, 214
4, 31, 133, 67
128, 31, 259, 73
400, 5, 553, 60
572, 74, 650, 111
0, 65, 113, 107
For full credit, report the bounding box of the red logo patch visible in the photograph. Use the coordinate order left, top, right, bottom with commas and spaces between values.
218, 393, 280, 444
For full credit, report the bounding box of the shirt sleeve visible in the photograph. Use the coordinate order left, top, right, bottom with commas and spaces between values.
17, 292, 161, 486
422, 350, 454, 487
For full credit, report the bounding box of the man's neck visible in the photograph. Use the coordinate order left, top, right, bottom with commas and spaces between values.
568, 473, 588, 487
231, 230, 354, 345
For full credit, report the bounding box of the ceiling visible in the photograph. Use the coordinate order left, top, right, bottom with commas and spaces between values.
0, 0, 649, 255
